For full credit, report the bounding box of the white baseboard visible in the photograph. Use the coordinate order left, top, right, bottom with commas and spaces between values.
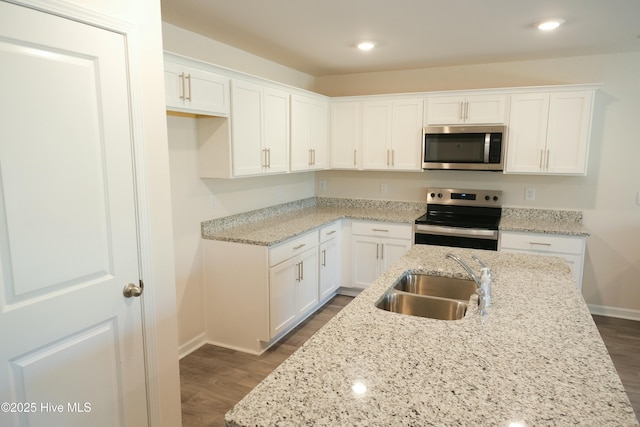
588, 304, 640, 321
337, 286, 363, 297
178, 332, 207, 360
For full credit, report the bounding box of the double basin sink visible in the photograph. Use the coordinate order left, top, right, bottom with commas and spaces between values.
375, 273, 477, 320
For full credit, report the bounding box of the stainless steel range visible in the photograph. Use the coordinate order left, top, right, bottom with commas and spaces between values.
414, 188, 502, 250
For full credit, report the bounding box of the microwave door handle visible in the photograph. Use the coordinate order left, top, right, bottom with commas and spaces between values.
484, 133, 491, 163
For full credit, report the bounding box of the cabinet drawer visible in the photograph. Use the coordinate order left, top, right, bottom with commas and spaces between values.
320, 221, 340, 242
269, 230, 319, 267
500, 231, 585, 254
352, 221, 412, 240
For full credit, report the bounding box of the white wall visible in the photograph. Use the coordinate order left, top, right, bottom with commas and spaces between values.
316, 53, 640, 318
163, 24, 319, 352
167, 115, 315, 352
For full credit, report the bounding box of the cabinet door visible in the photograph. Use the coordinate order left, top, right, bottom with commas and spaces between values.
164, 60, 184, 110
186, 67, 229, 116
231, 80, 263, 176
391, 99, 424, 170
331, 102, 361, 169
351, 236, 380, 288
309, 98, 329, 170
362, 101, 393, 169
290, 94, 311, 171
296, 249, 319, 317
319, 237, 340, 301
465, 95, 507, 124
426, 96, 464, 124
263, 87, 289, 173
505, 93, 550, 174
380, 238, 412, 273
269, 258, 297, 338
546, 91, 593, 175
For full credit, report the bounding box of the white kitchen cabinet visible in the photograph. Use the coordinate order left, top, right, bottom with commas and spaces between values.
164, 59, 229, 116
426, 94, 507, 125
351, 221, 412, 288
330, 101, 362, 169
291, 94, 329, 171
231, 80, 289, 176
204, 229, 325, 354
499, 231, 586, 290
319, 222, 341, 302
269, 243, 319, 338
505, 91, 594, 175
362, 99, 423, 171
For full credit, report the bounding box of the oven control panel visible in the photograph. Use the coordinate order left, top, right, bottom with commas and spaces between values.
426, 188, 502, 207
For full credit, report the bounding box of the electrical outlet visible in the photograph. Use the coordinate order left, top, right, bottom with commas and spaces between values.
209, 195, 218, 208
381, 183, 388, 193
319, 179, 326, 192
525, 187, 536, 201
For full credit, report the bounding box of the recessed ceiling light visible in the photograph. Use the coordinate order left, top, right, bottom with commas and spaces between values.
357, 41, 376, 51
537, 19, 564, 31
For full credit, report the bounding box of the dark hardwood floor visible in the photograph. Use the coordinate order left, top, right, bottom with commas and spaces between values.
179, 298, 640, 426
592, 315, 640, 421
179, 295, 353, 427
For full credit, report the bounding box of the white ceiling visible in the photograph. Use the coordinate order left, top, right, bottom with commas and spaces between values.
160, 0, 640, 76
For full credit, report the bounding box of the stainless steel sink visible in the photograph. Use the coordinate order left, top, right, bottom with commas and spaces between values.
393, 273, 477, 302
375, 291, 468, 320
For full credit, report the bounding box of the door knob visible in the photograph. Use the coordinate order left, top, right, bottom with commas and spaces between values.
123, 281, 144, 298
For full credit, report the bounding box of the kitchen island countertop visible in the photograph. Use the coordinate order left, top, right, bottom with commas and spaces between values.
225, 245, 636, 426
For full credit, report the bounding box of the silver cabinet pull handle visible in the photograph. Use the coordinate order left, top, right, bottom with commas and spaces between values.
391, 150, 395, 167
267, 148, 271, 168
300, 261, 304, 280
376, 243, 379, 259
380, 243, 384, 260
353, 149, 357, 166
545, 149, 550, 171
293, 243, 306, 250
326, 230, 336, 235
179, 72, 185, 100
185, 73, 192, 101
530, 242, 552, 246
321, 250, 327, 266
372, 228, 389, 232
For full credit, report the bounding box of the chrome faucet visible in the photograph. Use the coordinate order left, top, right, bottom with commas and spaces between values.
446, 253, 491, 315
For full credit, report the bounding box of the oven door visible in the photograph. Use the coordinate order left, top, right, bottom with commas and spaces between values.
414, 224, 499, 250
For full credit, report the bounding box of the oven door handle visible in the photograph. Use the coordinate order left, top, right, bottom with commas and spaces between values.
414, 224, 498, 240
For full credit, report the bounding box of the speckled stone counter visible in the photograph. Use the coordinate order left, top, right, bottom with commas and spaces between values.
500, 207, 590, 236
201, 197, 425, 245
225, 245, 637, 426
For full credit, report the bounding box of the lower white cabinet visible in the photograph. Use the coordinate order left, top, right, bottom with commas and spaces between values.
319, 222, 341, 302
351, 221, 412, 288
269, 243, 318, 338
499, 231, 586, 290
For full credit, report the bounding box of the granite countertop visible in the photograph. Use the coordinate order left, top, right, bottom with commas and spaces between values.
201, 198, 590, 245
225, 245, 637, 426
500, 207, 591, 237
201, 197, 425, 245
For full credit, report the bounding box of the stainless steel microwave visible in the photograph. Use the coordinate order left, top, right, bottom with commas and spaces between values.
422, 125, 506, 171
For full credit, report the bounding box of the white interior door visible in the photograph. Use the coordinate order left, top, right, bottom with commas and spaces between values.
0, 3, 148, 427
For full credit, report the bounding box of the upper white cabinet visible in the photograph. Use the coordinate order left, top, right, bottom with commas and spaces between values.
231, 80, 289, 176
330, 101, 362, 169
164, 59, 229, 116
362, 99, 424, 171
291, 94, 329, 171
505, 90, 594, 175
426, 94, 507, 125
